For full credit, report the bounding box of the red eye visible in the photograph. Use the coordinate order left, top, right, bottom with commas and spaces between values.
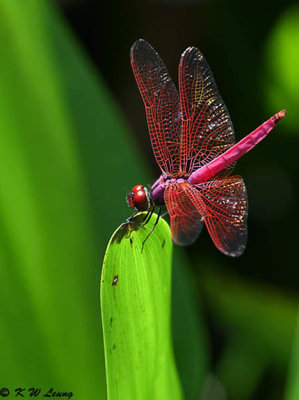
127, 185, 149, 211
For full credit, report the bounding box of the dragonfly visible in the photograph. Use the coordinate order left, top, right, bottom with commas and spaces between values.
126, 39, 286, 256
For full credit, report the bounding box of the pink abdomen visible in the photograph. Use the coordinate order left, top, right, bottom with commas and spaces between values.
188, 110, 286, 184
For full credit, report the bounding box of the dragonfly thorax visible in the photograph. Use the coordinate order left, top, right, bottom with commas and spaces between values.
150, 175, 191, 207
127, 184, 151, 211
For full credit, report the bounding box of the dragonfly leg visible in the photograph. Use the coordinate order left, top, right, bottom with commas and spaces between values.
126, 207, 155, 238
136, 206, 155, 229
161, 210, 168, 218
124, 211, 139, 238
141, 207, 162, 253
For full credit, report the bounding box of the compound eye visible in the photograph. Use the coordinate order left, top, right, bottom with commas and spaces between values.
127, 185, 149, 211
132, 184, 144, 193
134, 189, 147, 209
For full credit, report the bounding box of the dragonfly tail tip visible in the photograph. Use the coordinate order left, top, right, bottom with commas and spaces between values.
278, 109, 287, 119
274, 109, 287, 124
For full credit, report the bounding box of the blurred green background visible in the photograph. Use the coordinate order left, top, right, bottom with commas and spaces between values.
0, 0, 298, 399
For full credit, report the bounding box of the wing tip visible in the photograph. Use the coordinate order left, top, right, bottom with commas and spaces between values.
172, 234, 199, 247
130, 38, 151, 55
180, 45, 203, 60
130, 39, 160, 66
217, 242, 246, 257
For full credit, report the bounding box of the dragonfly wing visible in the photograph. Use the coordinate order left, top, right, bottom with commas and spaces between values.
179, 47, 235, 176
164, 182, 203, 246
131, 39, 181, 175
186, 176, 248, 256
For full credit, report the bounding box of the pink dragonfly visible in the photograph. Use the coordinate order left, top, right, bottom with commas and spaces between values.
126, 39, 286, 256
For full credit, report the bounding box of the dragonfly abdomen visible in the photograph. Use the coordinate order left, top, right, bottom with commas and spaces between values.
188, 110, 286, 184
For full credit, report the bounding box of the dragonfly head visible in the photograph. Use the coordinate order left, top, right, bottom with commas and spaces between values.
127, 184, 151, 211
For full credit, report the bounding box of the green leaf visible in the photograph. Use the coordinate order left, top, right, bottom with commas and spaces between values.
285, 310, 299, 400
101, 213, 183, 400
0, 0, 108, 396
